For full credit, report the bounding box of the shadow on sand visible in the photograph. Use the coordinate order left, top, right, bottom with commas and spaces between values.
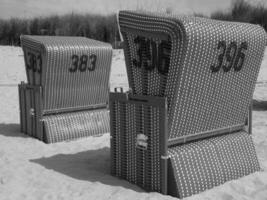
0, 123, 27, 138
30, 147, 144, 192
253, 100, 267, 111
5, 99, 266, 192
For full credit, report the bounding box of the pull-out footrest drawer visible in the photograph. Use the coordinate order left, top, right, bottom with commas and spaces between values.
43, 109, 109, 143
168, 131, 260, 198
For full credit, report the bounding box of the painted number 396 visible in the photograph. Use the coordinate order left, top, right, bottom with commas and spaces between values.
69, 54, 97, 72
211, 41, 248, 73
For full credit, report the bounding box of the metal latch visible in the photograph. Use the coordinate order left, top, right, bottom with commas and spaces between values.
29, 108, 35, 116
114, 87, 123, 93
136, 134, 148, 150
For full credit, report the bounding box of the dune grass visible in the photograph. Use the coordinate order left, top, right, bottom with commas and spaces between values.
0, 0, 266, 46
211, 0, 267, 31
0, 13, 119, 46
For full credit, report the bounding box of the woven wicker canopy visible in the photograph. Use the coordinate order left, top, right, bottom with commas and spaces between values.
21, 35, 112, 114
119, 11, 267, 140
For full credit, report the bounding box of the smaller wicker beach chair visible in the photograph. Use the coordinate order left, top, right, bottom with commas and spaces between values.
110, 11, 267, 198
19, 36, 112, 143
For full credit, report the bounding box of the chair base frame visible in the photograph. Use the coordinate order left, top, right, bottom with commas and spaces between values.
18, 82, 110, 143
110, 91, 258, 198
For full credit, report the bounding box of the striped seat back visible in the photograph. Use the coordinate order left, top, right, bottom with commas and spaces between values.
119, 11, 267, 139
20, 35, 112, 114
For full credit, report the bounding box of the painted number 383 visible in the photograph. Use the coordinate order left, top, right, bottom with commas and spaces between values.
69, 54, 97, 72
211, 41, 248, 73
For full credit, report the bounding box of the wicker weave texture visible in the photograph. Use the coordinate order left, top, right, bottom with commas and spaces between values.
43, 108, 110, 143
119, 11, 267, 139
110, 92, 260, 197
18, 83, 44, 139
20, 35, 112, 113
18, 83, 110, 143
110, 93, 167, 193
168, 131, 260, 198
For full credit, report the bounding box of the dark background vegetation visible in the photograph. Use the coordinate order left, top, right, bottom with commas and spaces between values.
0, 0, 266, 47
0, 14, 120, 46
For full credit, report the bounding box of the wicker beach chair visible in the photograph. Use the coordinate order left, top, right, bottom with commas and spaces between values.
19, 36, 112, 143
110, 11, 267, 198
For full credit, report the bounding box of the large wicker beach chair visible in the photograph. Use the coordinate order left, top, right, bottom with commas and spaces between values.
19, 36, 112, 143
110, 11, 267, 198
